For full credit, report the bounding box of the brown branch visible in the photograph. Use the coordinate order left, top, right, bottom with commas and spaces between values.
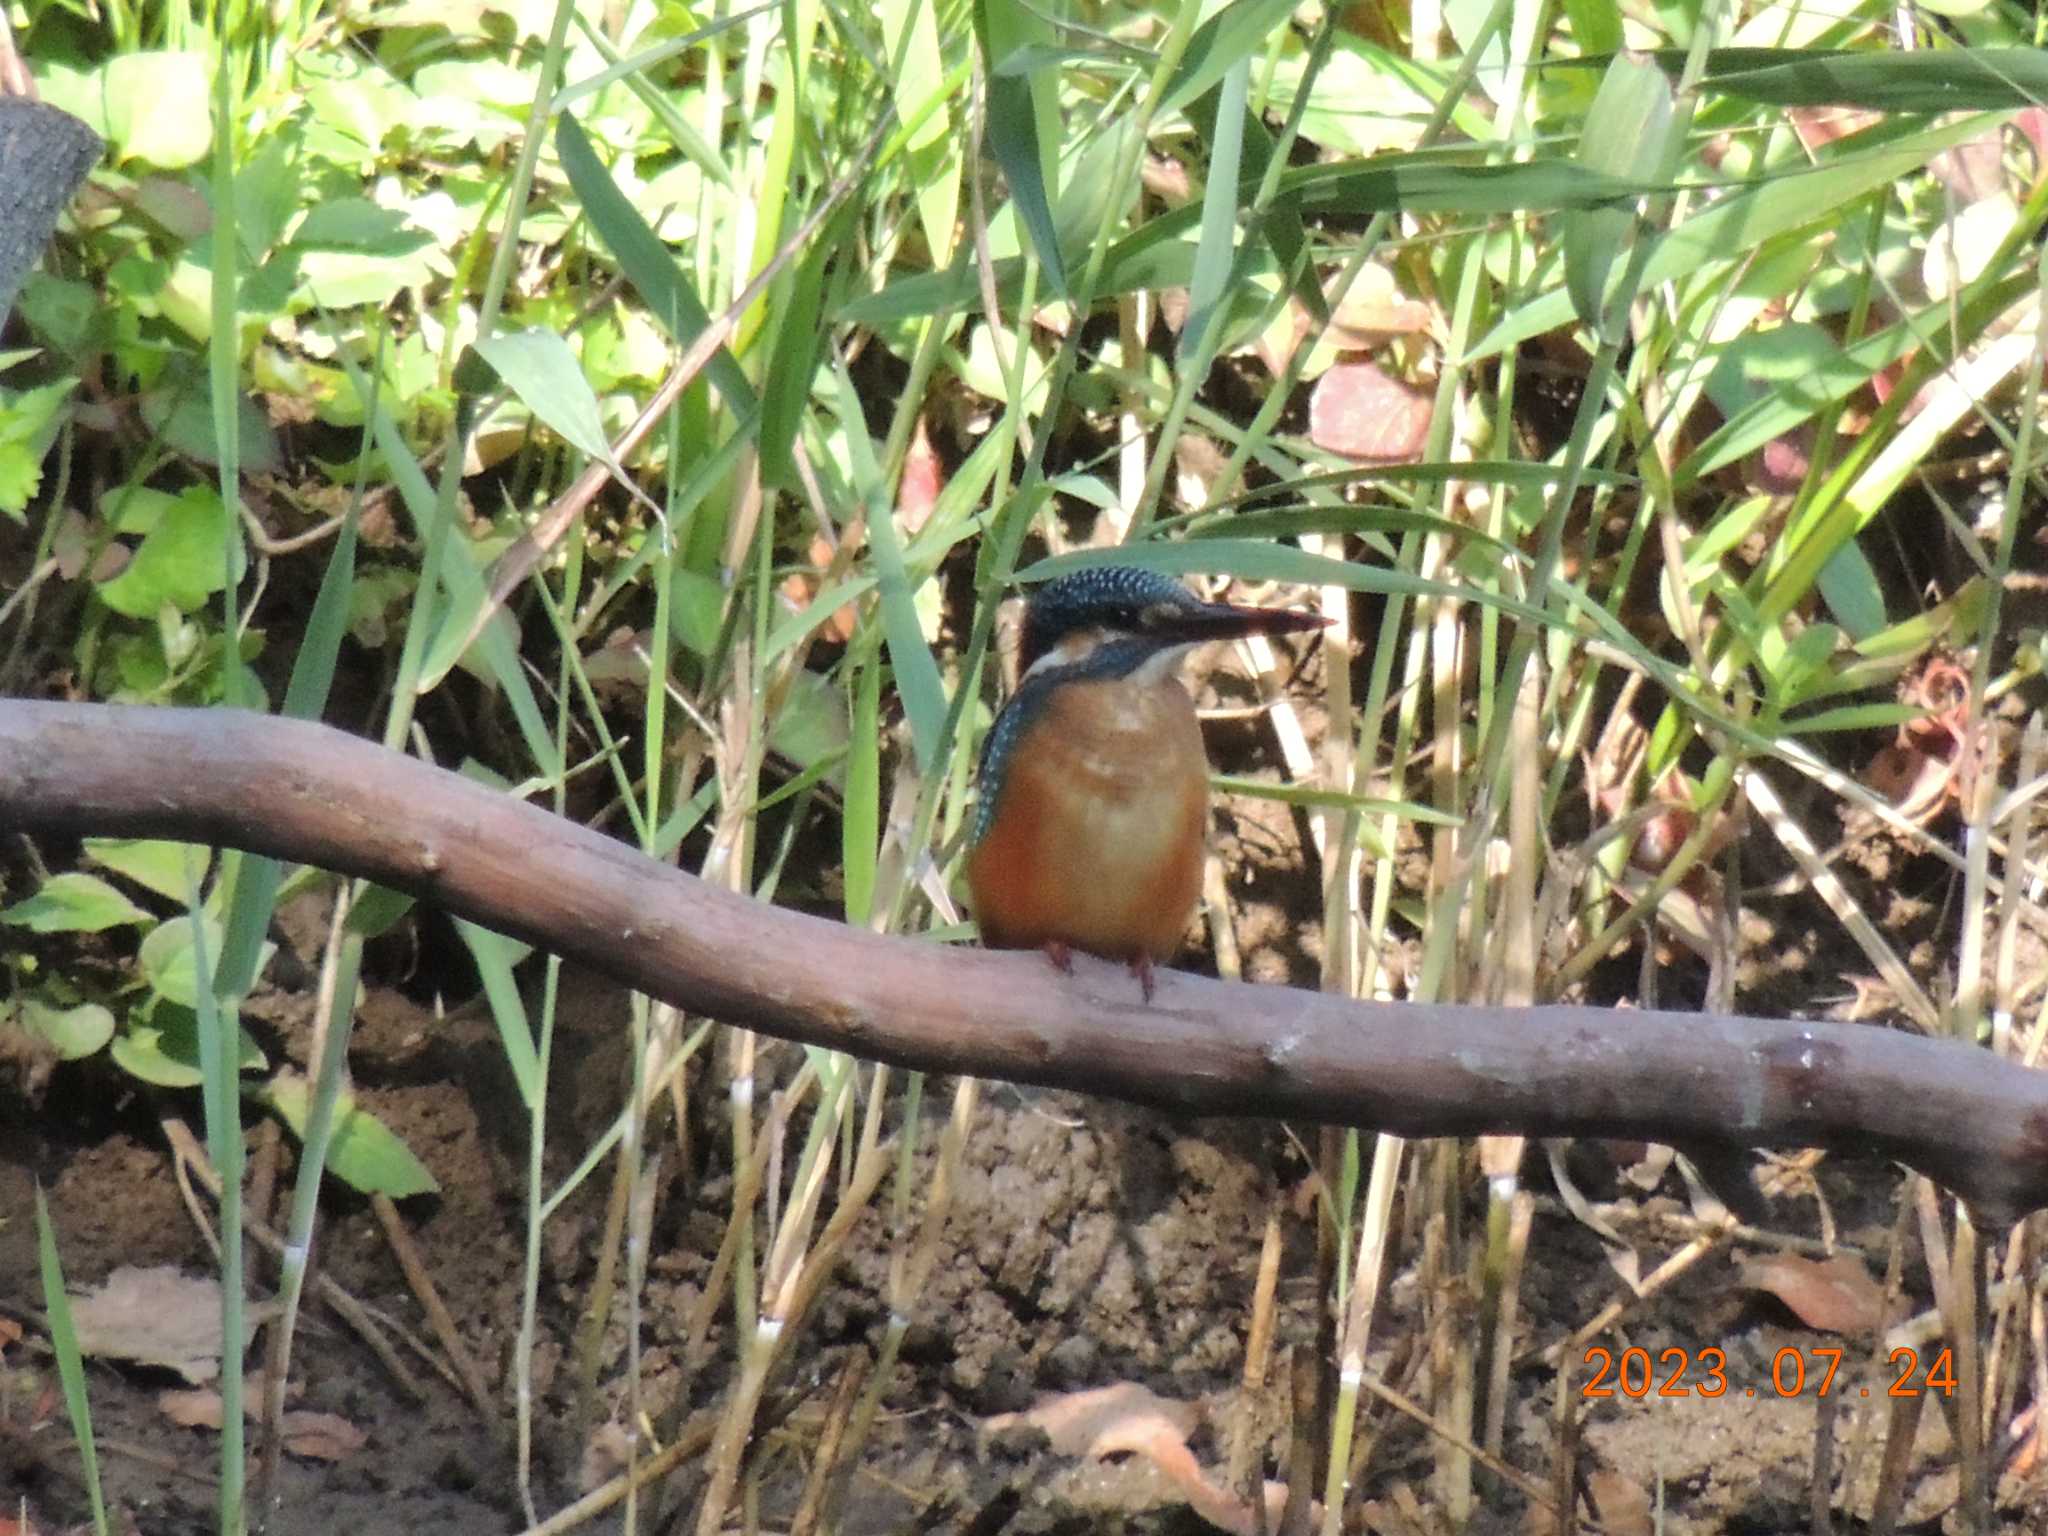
4, 701, 2046, 1223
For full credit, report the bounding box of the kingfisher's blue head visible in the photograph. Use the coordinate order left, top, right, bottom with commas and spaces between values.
1016, 565, 1327, 681
971, 565, 1328, 845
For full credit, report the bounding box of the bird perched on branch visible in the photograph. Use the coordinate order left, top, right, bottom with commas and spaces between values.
966, 565, 1329, 1000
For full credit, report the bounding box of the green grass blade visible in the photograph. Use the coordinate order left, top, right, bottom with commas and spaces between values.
554, 113, 757, 413
1160, 0, 1300, 114
363, 404, 564, 778
1565, 53, 1675, 339
1700, 47, 2048, 112
842, 641, 881, 928
1469, 111, 2002, 360
831, 357, 947, 769
209, 24, 247, 715
187, 888, 244, 1536
214, 505, 360, 1000
454, 917, 542, 1108
1180, 57, 1248, 365
34, 1184, 109, 1536
759, 203, 853, 489
1682, 268, 2035, 481
975, 0, 1067, 296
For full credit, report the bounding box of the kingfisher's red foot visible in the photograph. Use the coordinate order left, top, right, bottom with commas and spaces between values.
1042, 940, 1075, 976
1129, 953, 1156, 1003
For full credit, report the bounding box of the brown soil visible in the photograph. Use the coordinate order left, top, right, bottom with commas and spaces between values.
7, 916, 2048, 1535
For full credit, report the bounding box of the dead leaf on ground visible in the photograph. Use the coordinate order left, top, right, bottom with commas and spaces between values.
1525, 1465, 1651, 1536
276, 1410, 367, 1463
1325, 263, 1434, 348
1739, 1251, 1886, 1335
777, 531, 860, 644
157, 1385, 365, 1463
71, 1266, 269, 1383
985, 1381, 1288, 1536
898, 417, 942, 535
1308, 360, 1431, 464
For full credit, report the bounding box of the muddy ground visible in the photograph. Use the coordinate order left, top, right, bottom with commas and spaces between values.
6, 781, 2047, 1536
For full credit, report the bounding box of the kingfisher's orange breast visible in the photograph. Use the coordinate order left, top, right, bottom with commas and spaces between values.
966, 674, 1211, 964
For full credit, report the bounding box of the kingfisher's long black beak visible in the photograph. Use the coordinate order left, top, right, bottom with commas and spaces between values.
1157, 600, 1333, 646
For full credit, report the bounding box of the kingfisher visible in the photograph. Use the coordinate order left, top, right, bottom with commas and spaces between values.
965, 565, 1329, 1000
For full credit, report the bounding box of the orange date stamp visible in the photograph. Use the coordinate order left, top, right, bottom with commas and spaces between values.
1580, 1345, 1957, 1400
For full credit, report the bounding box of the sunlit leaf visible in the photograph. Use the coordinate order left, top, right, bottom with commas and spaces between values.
1, 873, 153, 933
266, 1077, 440, 1198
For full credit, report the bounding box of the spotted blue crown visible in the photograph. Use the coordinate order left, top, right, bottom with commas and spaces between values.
1015, 565, 1205, 677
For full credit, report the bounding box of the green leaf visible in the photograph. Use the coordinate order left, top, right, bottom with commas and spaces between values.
1565, 53, 1674, 338
0, 378, 78, 519
83, 838, 210, 903
975, 0, 1066, 296
343, 882, 416, 938
291, 199, 431, 254
136, 381, 281, 476
102, 51, 211, 169
830, 357, 946, 769
1180, 58, 1249, 365
1700, 47, 2048, 113
1560, 0, 1623, 56
139, 915, 270, 1009
475, 329, 621, 471
110, 1004, 266, 1088
1682, 272, 2033, 481
233, 135, 302, 258
554, 114, 756, 413
363, 396, 564, 779
1211, 773, 1462, 823
1781, 701, 1930, 735
1469, 111, 2000, 360
1761, 621, 1843, 703
34, 1183, 108, 1536
1162, 0, 1304, 114
266, 1077, 440, 1198
879, 0, 957, 262
453, 919, 540, 1109
842, 646, 881, 928
212, 496, 355, 1000
1817, 538, 1887, 643
94, 485, 243, 619
1, 873, 153, 933
17, 998, 117, 1059
111, 1024, 207, 1088
758, 203, 852, 489
840, 154, 1655, 326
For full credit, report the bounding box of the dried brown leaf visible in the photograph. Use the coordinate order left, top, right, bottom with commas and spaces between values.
1307, 361, 1430, 464
280, 1409, 367, 1463
898, 418, 943, 535
986, 1381, 1283, 1535
1739, 1251, 1885, 1335
988, 1381, 1199, 1458
158, 1385, 363, 1462
71, 1266, 264, 1383
157, 1386, 226, 1431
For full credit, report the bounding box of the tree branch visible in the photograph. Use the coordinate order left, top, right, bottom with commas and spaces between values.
4, 701, 2043, 1222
